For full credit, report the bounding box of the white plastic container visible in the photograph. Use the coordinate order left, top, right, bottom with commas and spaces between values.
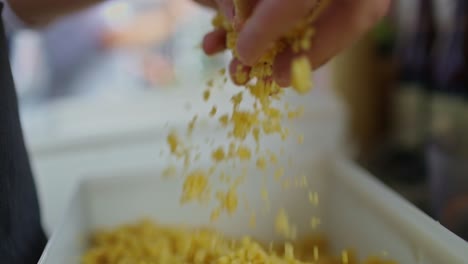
39, 156, 468, 264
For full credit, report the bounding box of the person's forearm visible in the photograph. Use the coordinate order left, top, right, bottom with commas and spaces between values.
7, 0, 103, 26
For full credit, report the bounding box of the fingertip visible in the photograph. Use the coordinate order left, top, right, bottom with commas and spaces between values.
229, 59, 252, 85
235, 17, 263, 65
202, 29, 227, 55
236, 0, 316, 67
201, 38, 213, 55
273, 49, 294, 87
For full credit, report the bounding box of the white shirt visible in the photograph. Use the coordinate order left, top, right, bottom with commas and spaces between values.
0, 0, 24, 34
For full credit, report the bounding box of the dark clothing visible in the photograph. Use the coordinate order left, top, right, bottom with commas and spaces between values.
0, 4, 47, 263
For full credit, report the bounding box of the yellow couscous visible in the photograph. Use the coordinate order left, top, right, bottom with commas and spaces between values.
83, 220, 397, 264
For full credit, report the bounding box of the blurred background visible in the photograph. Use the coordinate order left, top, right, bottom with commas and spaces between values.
6, 0, 468, 241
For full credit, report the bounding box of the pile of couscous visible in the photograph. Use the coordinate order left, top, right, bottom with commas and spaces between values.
83, 220, 396, 264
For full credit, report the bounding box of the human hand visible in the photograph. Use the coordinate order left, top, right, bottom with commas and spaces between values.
195, 0, 391, 87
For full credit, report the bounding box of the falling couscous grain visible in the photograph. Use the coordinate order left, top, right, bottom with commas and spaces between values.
210, 106, 218, 117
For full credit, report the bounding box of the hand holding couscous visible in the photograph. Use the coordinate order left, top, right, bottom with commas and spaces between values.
198, 0, 391, 87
